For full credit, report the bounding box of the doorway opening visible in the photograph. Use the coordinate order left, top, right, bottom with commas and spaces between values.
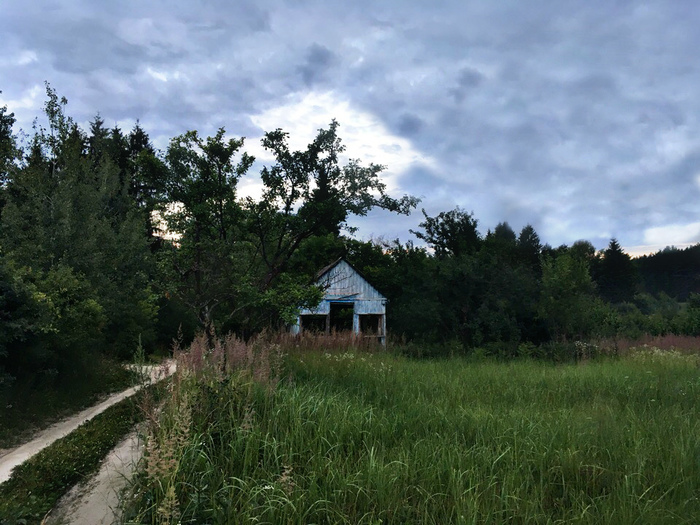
329, 302, 354, 332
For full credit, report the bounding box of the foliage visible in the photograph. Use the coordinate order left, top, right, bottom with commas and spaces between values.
598, 238, 639, 304
636, 244, 700, 301
405, 212, 546, 351
246, 120, 418, 290
410, 207, 480, 258
161, 128, 255, 330
538, 251, 599, 341
0, 94, 18, 211
125, 341, 700, 523
2, 83, 699, 398
1, 84, 157, 360
0, 357, 136, 448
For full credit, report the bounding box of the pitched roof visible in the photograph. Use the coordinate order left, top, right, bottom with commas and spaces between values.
315, 258, 386, 300
315, 257, 344, 280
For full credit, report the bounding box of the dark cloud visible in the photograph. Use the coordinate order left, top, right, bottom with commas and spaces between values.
450, 67, 484, 103
2, 0, 700, 249
395, 113, 424, 136
297, 43, 337, 86
398, 166, 443, 195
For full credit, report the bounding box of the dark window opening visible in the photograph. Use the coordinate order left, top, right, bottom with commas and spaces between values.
330, 302, 354, 332
301, 314, 327, 333
360, 314, 383, 336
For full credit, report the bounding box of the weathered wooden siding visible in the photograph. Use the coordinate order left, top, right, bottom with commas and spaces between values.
292, 259, 387, 344
299, 260, 386, 316
353, 300, 385, 315
318, 260, 384, 300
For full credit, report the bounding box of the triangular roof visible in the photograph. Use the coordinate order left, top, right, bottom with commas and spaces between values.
314, 258, 386, 300
315, 257, 345, 281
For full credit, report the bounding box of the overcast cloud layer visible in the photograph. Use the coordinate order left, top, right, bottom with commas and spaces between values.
2, 0, 700, 254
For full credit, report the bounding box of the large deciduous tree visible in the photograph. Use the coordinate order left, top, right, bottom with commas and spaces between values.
538, 252, 599, 341
160, 121, 418, 333
410, 207, 480, 259
250, 120, 419, 289
162, 129, 255, 330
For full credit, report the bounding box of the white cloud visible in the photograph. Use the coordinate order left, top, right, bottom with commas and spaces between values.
146, 67, 184, 83
0, 84, 42, 110
16, 50, 38, 66
643, 222, 700, 246
247, 90, 436, 193
0, 50, 38, 67
4, 1, 700, 249
237, 177, 265, 202
623, 243, 698, 257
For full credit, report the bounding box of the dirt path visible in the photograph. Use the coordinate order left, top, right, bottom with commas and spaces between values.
44, 430, 142, 525
0, 361, 174, 485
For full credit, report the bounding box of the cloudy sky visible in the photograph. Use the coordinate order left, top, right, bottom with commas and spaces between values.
2, 1, 700, 254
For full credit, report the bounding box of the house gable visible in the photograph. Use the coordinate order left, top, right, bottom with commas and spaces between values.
316, 259, 386, 302
293, 258, 387, 344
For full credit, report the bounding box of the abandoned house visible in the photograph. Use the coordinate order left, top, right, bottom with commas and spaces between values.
290, 258, 387, 344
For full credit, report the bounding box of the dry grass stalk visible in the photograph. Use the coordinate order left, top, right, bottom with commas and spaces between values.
598, 334, 700, 355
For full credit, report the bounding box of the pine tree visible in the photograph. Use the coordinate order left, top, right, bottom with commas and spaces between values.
598, 238, 639, 304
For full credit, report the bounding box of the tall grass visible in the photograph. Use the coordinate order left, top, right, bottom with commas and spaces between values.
123, 335, 700, 524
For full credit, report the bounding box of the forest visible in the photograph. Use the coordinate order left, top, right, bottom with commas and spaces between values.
1, 84, 699, 402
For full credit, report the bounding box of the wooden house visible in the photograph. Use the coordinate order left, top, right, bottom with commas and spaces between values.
290, 258, 387, 344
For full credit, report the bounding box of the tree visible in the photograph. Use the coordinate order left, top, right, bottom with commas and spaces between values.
0, 94, 17, 192
517, 224, 542, 271
162, 128, 255, 330
538, 252, 599, 340
1, 85, 157, 359
127, 123, 169, 240
410, 207, 480, 259
569, 240, 597, 262
483, 222, 518, 264
684, 293, 700, 335
598, 238, 638, 304
0, 254, 44, 382
636, 244, 700, 300
379, 240, 442, 344
248, 120, 419, 289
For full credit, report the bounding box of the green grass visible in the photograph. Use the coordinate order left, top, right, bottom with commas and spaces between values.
0, 358, 138, 449
0, 384, 163, 525
124, 346, 700, 524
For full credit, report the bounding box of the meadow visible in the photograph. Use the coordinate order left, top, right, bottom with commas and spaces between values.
123, 336, 700, 524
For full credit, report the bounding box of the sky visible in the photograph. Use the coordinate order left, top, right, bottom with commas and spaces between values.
2, 1, 700, 255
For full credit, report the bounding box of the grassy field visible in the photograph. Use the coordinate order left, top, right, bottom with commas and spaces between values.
124, 338, 700, 524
